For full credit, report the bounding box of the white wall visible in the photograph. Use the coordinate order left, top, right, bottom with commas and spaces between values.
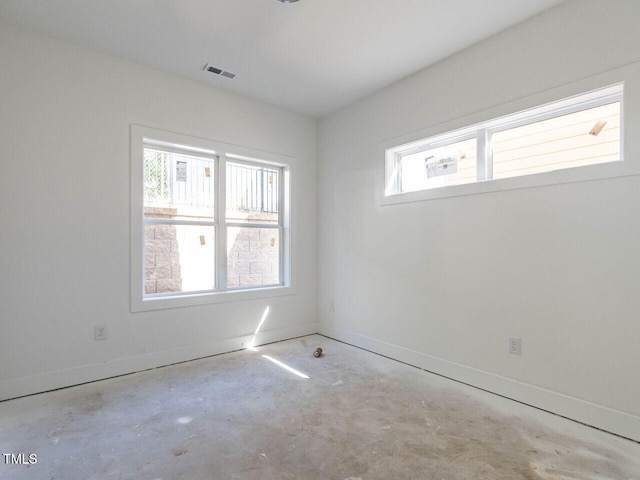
318, 0, 640, 441
0, 23, 318, 400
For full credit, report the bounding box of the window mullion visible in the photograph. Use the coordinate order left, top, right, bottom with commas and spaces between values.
143, 218, 216, 226
477, 129, 491, 181
216, 154, 227, 290
395, 153, 403, 194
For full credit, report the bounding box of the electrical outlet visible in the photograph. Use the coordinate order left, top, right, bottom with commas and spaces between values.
509, 336, 521, 355
95, 325, 108, 341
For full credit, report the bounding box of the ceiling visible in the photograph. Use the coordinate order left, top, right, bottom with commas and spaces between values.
0, 0, 567, 118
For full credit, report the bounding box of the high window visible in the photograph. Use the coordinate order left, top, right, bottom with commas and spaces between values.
385, 84, 623, 198
131, 126, 291, 311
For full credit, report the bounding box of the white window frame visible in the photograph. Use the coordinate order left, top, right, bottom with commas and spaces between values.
223, 155, 285, 291
131, 125, 294, 312
382, 83, 626, 205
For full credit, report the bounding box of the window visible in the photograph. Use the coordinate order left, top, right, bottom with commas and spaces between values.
393, 137, 477, 193
131, 126, 292, 311
491, 102, 620, 180
143, 146, 217, 295
385, 84, 623, 198
226, 161, 282, 288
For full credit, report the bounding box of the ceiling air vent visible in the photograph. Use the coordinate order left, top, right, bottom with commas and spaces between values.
204, 64, 236, 79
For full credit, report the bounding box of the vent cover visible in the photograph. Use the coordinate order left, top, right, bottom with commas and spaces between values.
204, 64, 236, 79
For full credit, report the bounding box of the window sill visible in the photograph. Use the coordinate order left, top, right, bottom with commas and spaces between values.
380, 159, 638, 206
131, 285, 295, 312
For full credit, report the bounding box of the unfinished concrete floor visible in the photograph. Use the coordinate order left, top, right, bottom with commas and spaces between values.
1, 335, 639, 479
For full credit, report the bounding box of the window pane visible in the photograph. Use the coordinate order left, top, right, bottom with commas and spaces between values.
145, 225, 215, 295
226, 162, 279, 224
492, 102, 620, 180
399, 138, 477, 192
144, 148, 215, 221
227, 227, 280, 288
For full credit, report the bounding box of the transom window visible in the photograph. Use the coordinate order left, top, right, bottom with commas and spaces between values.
385, 84, 623, 197
131, 126, 291, 311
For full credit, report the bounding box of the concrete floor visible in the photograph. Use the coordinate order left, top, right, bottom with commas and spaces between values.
1, 335, 639, 480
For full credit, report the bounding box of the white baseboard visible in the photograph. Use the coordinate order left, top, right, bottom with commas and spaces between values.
319, 324, 640, 442
0, 321, 318, 402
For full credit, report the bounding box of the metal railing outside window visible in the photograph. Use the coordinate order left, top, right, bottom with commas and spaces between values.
143, 149, 215, 212
227, 162, 280, 217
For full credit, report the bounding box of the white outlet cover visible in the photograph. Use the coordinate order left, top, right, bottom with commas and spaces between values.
95, 326, 108, 341
509, 336, 521, 355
